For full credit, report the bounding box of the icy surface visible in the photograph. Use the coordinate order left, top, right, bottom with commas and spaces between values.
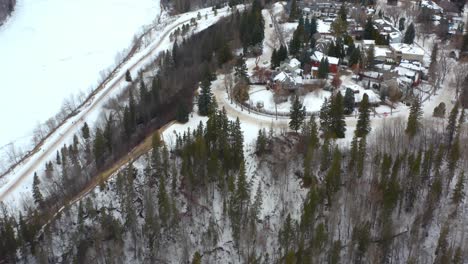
0, 0, 161, 155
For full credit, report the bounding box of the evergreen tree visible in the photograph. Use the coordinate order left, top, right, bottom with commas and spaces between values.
198, 78, 213, 116
235, 161, 250, 213
320, 138, 331, 171
356, 137, 367, 177
331, 17, 348, 36
93, 128, 106, 168
310, 17, 318, 37
234, 56, 248, 81
452, 172, 465, 205
366, 45, 375, 69
239, 0, 265, 50
403, 23, 415, 44
56, 150, 61, 165
289, 96, 306, 132
349, 48, 361, 68
278, 45, 288, 62
446, 103, 459, 149
344, 88, 355, 114
303, 147, 314, 186
462, 33, 468, 52
338, 5, 347, 22
319, 98, 332, 137
355, 93, 371, 137
317, 58, 330, 79
32, 172, 43, 207
231, 117, 245, 167
308, 114, 319, 149
176, 103, 190, 123
330, 93, 346, 138
81, 122, 90, 140
325, 146, 342, 205
363, 18, 375, 40
434, 226, 450, 264
289, 0, 299, 21
279, 214, 295, 253
158, 177, 171, 226
271, 48, 279, 69
191, 252, 202, 264
256, 129, 268, 155
289, 28, 302, 55
217, 42, 233, 66
329, 240, 342, 264
399, 18, 405, 31
250, 183, 263, 222
125, 69, 132, 82
405, 97, 422, 138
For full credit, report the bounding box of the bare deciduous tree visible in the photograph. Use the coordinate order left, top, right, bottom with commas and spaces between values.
452, 63, 468, 99
386, 6, 401, 27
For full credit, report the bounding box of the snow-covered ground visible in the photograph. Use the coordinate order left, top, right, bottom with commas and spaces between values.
0, 4, 239, 208
0, 0, 161, 171
249, 85, 332, 114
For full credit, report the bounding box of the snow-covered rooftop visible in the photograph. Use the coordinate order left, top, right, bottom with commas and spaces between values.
317, 19, 331, 34
421, 0, 443, 12
363, 39, 376, 46
389, 43, 425, 56
289, 58, 301, 69
375, 46, 391, 58
394, 66, 417, 78
341, 84, 381, 104
311, 51, 339, 65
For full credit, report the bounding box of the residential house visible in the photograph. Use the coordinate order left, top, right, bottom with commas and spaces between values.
389, 43, 425, 63
310, 51, 339, 75
273, 71, 303, 90
340, 84, 381, 105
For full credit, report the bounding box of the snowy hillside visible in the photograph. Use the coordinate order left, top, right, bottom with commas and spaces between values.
0, 0, 160, 171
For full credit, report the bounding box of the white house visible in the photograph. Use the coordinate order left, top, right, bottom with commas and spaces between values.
389, 43, 425, 63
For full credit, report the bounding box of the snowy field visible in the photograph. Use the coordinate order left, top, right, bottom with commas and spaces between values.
0, 0, 161, 166
249, 85, 332, 114
0, 4, 242, 208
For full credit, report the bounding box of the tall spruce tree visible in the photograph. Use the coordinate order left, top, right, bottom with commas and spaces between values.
330, 93, 346, 138
289, 0, 299, 21
355, 93, 371, 137
325, 146, 342, 205
405, 97, 422, 138
271, 48, 279, 69
403, 23, 415, 44
310, 17, 318, 37
317, 58, 330, 79
452, 172, 465, 205
319, 98, 332, 137
289, 96, 306, 132
234, 56, 248, 81
93, 128, 106, 168
446, 103, 459, 149
278, 45, 288, 62
32, 172, 43, 207
198, 78, 214, 116
344, 88, 355, 114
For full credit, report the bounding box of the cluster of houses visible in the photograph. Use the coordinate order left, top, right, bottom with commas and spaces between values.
266, 0, 442, 100
421, 0, 465, 34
